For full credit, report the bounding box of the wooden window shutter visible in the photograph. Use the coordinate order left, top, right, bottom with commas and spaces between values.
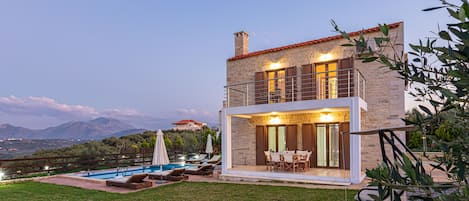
285, 67, 297, 102
337, 57, 354, 97
339, 122, 350, 169
254, 72, 268, 104
286, 125, 297, 150
256, 126, 267, 165
301, 64, 315, 100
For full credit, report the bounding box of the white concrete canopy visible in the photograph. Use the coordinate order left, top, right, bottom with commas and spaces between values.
221, 97, 366, 184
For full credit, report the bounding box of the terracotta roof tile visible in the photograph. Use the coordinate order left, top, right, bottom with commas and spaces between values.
227, 22, 402, 61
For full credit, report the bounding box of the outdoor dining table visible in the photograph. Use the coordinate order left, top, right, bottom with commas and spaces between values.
267, 151, 310, 172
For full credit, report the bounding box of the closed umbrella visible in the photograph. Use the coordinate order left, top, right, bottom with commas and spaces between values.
206, 134, 213, 159
152, 129, 169, 182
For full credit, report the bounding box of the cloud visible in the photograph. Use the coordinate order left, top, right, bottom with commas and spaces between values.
175, 108, 213, 117
0, 96, 218, 130
0, 96, 167, 129
0, 96, 98, 119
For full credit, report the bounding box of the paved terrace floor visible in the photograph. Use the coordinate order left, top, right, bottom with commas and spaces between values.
229, 165, 351, 178
34, 173, 368, 194
30, 161, 449, 194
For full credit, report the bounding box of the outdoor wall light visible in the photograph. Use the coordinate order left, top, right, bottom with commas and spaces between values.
269, 62, 281, 69
269, 116, 281, 124
44, 166, 49, 171
319, 53, 333, 61
320, 113, 333, 122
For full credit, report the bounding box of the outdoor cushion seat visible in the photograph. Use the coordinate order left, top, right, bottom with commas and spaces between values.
105, 173, 152, 189
148, 168, 188, 181
206, 155, 221, 164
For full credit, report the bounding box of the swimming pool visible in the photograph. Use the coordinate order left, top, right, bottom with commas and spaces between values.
75, 163, 196, 180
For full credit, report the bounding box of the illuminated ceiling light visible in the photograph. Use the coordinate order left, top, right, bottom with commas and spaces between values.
270, 62, 281, 69
269, 116, 281, 124
319, 53, 333, 61
320, 113, 333, 122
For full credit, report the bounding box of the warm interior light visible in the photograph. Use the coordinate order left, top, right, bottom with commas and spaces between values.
319, 53, 333, 61
269, 116, 281, 124
270, 62, 281, 69
320, 113, 333, 122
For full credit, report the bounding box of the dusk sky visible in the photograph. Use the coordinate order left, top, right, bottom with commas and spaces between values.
0, 0, 451, 129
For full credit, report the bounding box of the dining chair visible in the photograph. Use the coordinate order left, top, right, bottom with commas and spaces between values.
283, 153, 298, 172
271, 152, 283, 171
264, 151, 274, 171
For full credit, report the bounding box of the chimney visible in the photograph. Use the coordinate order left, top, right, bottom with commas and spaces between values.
234, 31, 249, 56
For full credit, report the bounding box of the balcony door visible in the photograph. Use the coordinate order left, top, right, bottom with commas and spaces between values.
300, 57, 354, 100
316, 62, 338, 99
254, 67, 297, 105
267, 70, 286, 103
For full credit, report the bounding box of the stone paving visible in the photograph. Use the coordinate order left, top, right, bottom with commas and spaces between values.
34, 173, 367, 194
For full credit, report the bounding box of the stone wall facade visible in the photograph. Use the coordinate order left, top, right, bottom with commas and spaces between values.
232, 111, 350, 166
226, 23, 405, 171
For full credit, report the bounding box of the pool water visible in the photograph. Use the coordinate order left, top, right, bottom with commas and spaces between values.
79, 163, 195, 180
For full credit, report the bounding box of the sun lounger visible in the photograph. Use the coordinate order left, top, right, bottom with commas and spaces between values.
206, 155, 221, 164
105, 173, 152, 189
148, 168, 188, 181
184, 164, 214, 175
185, 154, 207, 164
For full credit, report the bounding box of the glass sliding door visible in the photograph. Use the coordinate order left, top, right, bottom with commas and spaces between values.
316, 124, 327, 167
316, 123, 341, 168
329, 124, 340, 167
268, 127, 277, 152
278, 126, 286, 152
267, 126, 287, 152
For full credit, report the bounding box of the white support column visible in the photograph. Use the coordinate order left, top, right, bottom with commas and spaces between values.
221, 109, 232, 174
350, 97, 362, 184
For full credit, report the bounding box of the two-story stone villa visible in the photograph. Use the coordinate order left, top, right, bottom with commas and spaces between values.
221, 22, 405, 185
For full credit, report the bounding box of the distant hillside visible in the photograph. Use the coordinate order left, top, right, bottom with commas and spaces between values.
0, 124, 37, 138
0, 117, 146, 139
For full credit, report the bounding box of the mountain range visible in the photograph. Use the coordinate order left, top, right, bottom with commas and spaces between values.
0, 117, 146, 139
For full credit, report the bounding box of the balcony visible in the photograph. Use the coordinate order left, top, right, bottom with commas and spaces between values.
224, 68, 366, 108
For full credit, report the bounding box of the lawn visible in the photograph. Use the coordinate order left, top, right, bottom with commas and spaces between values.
0, 181, 358, 201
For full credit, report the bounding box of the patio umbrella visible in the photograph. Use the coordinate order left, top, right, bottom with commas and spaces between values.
205, 134, 213, 159
152, 129, 169, 181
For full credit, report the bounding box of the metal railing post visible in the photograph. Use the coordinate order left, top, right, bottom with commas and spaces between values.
291, 77, 295, 101
267, 81, 270, 103
363, 77, 366, 100
347, 70, 351, 97
246, 84, 249, 106
357, 70, 360, 98
227, 88, 230, 107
